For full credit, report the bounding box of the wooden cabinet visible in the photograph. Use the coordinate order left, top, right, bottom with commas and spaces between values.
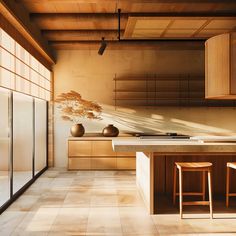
205, 32, 236, 99
68, 139, 136, 170
68, 141, 92, 156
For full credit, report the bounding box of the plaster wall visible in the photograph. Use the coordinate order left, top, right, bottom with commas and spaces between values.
53, 49, 236, 167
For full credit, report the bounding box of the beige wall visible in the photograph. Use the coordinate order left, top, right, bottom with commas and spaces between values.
53, 49, 236, 167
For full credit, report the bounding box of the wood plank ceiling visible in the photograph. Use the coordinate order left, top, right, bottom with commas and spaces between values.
17, 0, 236, 50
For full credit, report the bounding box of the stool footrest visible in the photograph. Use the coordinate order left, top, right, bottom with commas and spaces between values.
228, 193, 236, 196
182, 201, 210, 206
176, 192, 204, 196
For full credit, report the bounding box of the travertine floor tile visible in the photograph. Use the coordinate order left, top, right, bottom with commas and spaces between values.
117, 190, 144, 207
90, 189, 118, 206
7, 195, 40, 212
12, 207, 60, 234
119, 207, 159, 235
152, 214, 195, 235
50, 207, 89, 234
0, 211, 27, 236
63, 191, 92, 207
86, 207, 122, 236
1, 168, 236, 236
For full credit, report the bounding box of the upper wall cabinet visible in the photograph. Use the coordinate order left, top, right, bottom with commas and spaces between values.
205, 32, 236, 99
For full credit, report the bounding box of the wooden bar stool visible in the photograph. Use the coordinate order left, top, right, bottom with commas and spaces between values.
226, 162, 236, 207
173, 162, 213, 219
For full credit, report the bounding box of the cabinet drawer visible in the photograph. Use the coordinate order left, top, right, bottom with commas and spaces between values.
92, 141, 115, 156
68, 158, 91, 170
117, 157, 136, 170
116, 151, 135, 157
91, 158, 117, 169
68, 141, 92, 156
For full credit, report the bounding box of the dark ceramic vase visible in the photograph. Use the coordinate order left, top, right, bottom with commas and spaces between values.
70, 123, 85, 137
102, 124, 119, 137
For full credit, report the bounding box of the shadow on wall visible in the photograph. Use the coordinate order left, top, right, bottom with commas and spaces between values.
100, 105, 236, 136
54, 104, 236, 167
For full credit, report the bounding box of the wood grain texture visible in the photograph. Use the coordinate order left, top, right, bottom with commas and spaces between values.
0, 15, 52, 70
117, 157, 136, 169
0, 0, 55, 65
124, 16, 236, 39
91, 157, 117, 169
68, 140, 135, 170
68, 157, 91, 170
92, 141, 115, 156
68, 140, 92, 156
205, 33, 230, 98
230, 32, 236, 95
206, 32, 236, 99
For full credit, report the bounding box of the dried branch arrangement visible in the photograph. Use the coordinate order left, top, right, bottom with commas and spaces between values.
55, 90, 102, 123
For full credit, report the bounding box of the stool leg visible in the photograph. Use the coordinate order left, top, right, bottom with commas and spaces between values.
226, 166, 230, 207
173, 165, 177, 205
202, 171, 206, 201
208, 168, 213, 219
179, 168, 183, 219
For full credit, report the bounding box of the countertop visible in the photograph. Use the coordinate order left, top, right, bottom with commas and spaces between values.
112, 137, 236, 153
67, 134, 236, 153
68, 133, 132, 141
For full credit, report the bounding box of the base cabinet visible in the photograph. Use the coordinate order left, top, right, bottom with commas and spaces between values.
68, 140, 135, 170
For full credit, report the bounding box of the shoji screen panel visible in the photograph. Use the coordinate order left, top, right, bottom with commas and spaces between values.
0, 29, 51, 101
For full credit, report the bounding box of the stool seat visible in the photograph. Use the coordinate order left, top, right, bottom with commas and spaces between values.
176, 162, 212, 169
173, 162, 213, 219
227, 162, 236, 169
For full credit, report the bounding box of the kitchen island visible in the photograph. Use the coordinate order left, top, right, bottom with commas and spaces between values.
112, 137, 236, 214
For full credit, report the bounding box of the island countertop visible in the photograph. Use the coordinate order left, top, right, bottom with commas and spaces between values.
112, 137, 236, 153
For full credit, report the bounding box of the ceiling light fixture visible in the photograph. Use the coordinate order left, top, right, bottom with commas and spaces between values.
98, 37, 107, 55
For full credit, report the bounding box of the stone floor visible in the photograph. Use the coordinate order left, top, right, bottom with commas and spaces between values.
0, 168, 236, 235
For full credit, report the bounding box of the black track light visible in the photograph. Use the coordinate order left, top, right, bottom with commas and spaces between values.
98, 37, 107, 55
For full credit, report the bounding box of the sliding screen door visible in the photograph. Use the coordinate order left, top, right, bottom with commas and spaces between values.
35, 98, 47, 174
0, 88, 11, 206
13, 92, 33, 194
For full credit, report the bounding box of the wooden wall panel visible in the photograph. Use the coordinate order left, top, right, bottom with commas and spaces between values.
154, 155, 166, 194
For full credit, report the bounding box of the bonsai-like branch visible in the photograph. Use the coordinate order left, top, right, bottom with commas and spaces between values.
55, 90, 102, 123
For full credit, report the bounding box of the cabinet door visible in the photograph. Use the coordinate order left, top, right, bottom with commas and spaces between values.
68, 141, 92, 156
68, 158, 91, 170
231, 32, 236, 94
205, 34, 230, 98
91, 158, 117, 169
92, 141, 115, 156
117, 157, 136, 170
116, 151, 135, 157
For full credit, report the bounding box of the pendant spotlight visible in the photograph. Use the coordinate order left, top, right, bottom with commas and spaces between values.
98, 37, 107, 55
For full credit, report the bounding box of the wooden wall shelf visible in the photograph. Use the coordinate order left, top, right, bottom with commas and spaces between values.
113, 74, 236, 107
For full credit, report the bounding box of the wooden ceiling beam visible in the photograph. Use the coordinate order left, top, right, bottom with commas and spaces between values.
50, 40, 204, 50
42, 30, 124, 41
0, 0, 55, 65
31, 13, 128, 30
17, 0, 236, 3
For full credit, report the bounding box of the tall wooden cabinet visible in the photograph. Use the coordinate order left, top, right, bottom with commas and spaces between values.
68, 138, 135, 170
205, 32, 236, 99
